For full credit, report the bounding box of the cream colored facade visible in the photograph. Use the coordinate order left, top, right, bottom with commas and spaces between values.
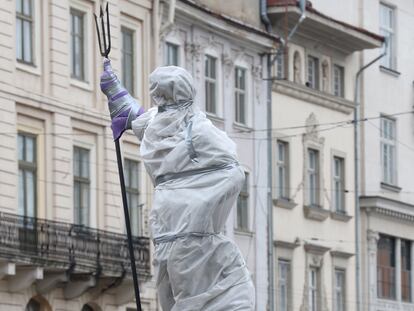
267, 1, 382, 310
0, 0, 157, 310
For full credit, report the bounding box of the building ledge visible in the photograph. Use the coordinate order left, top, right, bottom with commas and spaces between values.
330, 250, 354, 259
273, 79, 354, 114
360, 196, 414, 223
274, 239, 301, 249
330, 211, 352, 222
273, 198, 297, 209
267, 0, 384, 53
304, 240, 330, 255
303, 205, 330, 221
380, 182, 402, 193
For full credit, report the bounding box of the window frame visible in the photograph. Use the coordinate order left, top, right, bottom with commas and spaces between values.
121, 26, 135, 96
18, 132, 37, 218
307, 55, 320, 90
307, 148, 320, 207
308, 267, 319, 311
401, 239, 412, 302
377, 234, 396, 300
276, 140, 290, 200
234, 66, 247, 124
380, 116, 397, 186
165, 42, 180, 66
334, 268, 346, 311
124, 158, 141, 237
70, 8, 86, 81
332, 156, 345, 214
204, 54, 218, 115
333, 64, 345, 97
379, 3, 396, 70
16, 0, 34, 65
278, 259, 291, 311
236, 171, 249, 231
73, 146, 91, 226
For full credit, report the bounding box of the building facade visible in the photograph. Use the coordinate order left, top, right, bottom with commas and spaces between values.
359, 1, 414, 311
0, 0, 157, 310
266, 1, 383, 311
156, 0, 275, 309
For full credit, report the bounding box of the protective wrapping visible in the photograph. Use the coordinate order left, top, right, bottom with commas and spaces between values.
131, 66, 255, 310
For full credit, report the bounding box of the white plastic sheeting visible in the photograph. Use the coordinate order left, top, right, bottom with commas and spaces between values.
132, 66, 255, 310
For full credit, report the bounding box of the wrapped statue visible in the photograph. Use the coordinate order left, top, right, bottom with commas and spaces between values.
100, 59, 255, 310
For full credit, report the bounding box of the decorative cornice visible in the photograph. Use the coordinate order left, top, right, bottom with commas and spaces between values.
367, 206, 414, 222
303, 205, 330, 221
274, 239, 301, 249
330, 250, 354, 259
360, 196, 414, 223
304, 242, 330, 255
272, 80, 354, 114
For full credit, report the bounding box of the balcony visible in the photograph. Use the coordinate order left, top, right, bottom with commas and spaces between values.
267, 0, 383, 53
0, 212, 151, 303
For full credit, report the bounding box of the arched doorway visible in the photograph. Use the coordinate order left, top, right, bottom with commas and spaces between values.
25, 296, 52, 311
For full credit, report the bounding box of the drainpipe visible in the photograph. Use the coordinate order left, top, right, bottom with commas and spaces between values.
260, 0, 272, 32
160, 0, 176, 35
354, 48, 386, 311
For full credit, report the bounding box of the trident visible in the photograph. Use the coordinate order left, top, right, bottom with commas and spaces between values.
94, 4, 143, 310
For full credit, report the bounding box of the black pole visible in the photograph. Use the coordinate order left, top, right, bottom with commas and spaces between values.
114, 138, 142, 311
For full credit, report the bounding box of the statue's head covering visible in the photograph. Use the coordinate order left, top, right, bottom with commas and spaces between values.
149, 66, 196, 109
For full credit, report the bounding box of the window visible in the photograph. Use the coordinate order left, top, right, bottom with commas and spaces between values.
276, 141, 289, 199
205, 55, 217, 114
124, 159, 141, 236
309, 268, 319, 311
380, 117, 396, 185
334, 269, 346, 311
333, 157, 345, 213
377, 235, 396, 299
236, 172, 249, 231
74, 147, 90, 226
18, 133, 36, 218
275, 52, 285, 79
379, 4, 395, 69
307, 56, 319, 89
278, 260, 291, 311
401, 240, 411, 302
70, 9, 85, 80
235, 67, 247, 124
333, 65, 344, 97
166, 42, 179, 66
307, 149, 320, 206
122, 27, 135, 96
16, 0, 34, 64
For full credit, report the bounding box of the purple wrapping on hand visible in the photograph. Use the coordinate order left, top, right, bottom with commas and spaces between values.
100, 58, 144, 140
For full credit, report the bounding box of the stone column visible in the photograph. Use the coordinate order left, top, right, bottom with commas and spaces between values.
396, 238, 401, 301
367, 230, 379, 311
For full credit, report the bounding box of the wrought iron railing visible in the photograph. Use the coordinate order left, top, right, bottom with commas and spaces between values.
0, 212, 151, 278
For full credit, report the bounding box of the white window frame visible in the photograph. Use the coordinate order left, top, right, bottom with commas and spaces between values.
203, 46, 223, 118
379, 3, 396, 70
69, 0, 93, 90
380, 116, 397, 185
309, 267, 319, 311
307, 148, 320, 207
276, 140, 289, 200
333, 64, 345, 97
165, 42, 180, 66
236, 171, 250, 232
278, 259, 291, 311
121, 16, 143, 101
307, 55, 320, 90
332, 156, 345, 214
121, 26, 135, 96
70, 8, 86, 81
124, 158, 142, 236
204, 54, 218, 115
334, 269, 346, 311
234, 66, 247, 125
73, 146, 91, 227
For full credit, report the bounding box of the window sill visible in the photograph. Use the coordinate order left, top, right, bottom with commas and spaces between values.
70, 78, 93, 92
303, 205, 329, 221
234, 228, 254, 237
380, 66, 401, 77
273, 198, 297, 210
330, 211, 352, 222
232, 122, 253, 133
380, 182, 402, 193
16, 61, 41, 76
206, 112, 225, 129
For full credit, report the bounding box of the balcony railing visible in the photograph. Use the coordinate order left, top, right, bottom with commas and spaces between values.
0, 212, 151, 278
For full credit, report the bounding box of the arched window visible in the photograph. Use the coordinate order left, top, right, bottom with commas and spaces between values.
81, 304, 94, 311
25, 299, 41, 311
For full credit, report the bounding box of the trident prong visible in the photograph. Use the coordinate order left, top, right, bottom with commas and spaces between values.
94, 3, 111, 58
